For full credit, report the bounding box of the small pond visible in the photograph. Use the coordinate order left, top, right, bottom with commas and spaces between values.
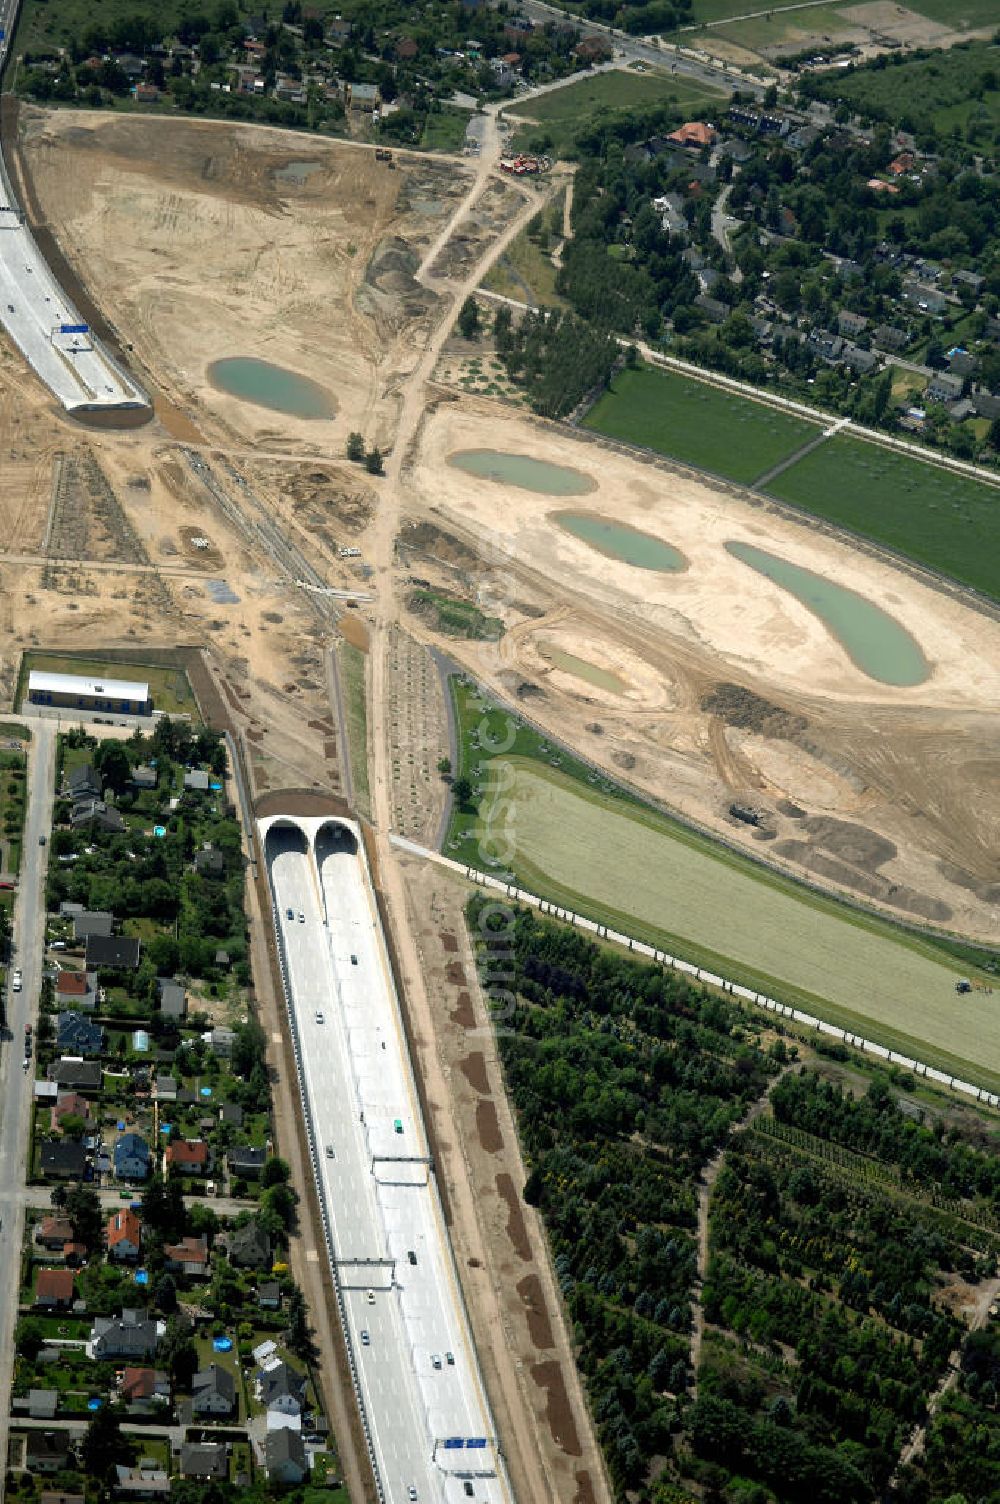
725, 540, 929, 687
274, 160, 323, 186
556, 511, 687, 573
449, 449, 596, 495
208, 357, 335, 420
539, 642, 626, 695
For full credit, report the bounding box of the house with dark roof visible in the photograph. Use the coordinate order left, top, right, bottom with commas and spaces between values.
35, 1268, 76, 1309
86, 934, 141, 970
114, 1132, 151, 1181
40, 1489, 83, 1504
55, 970, 99, 1011
194, 845, 225, 876
67, 765, 101, 801
90, 1308, 159, 1360
179, 1442, 228, 1480
36, 1215, 75, 1251
183, 769, 211, 792
265, 1429, 307, 1484
165, 1139, 210, 1175
25, 1431, 73, 1473
228, 1144, 266, 1180
219, 1102, 243, 1128
50, 1058, 102, 1092
70, 800, 126, 833
57, 1012, 104, 1056
256, 1359, 306, 1415
131, 765, 158, 790
107, 1209, 142, 1261
226, 1220, 272, 1269
73, 911, 113, 941
926, 371, 964, 403
40, 1139, 87, 1179
192, 1363, 236, 1418
258, 1281, 281, 1311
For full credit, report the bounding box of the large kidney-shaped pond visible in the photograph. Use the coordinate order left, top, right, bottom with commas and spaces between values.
207, 357, 336, 420
726, 540, 929, 687
449, 449, 596, 495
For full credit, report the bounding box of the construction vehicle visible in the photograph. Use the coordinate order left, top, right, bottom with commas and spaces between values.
956, 979, 972, 994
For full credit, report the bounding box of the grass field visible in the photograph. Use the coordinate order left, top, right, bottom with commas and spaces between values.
583, 364, 820, 484
809, 39, 1000, 135
766, 434, 1000, 601
905, 0, 1000, 25
481, 211, 567, 308
16, 651, 198, 718
0, 751, 26, 877
691, 2, 857, 51
420, 106, 472, 152
339, 642, 370, 816
444, 677, 1000, 1090
506, 69, 725, 156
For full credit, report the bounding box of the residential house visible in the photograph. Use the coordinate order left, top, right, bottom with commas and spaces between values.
926, 372, 964, 404
809, 329, 844, 364
40, 1490, 83, 1504
837, 309, 867, 338
192, 1364, 236, 1418
694, 294, 728, 324
226, 1220, 272, 1269
256, 1359, 307, 1417
163, 1234, 210, 1279
572, 34, 612, 63
949, 350, 976, 378
667, 121, 716, 149
86, 935, 141, 970
113, 53, 145, 79
903, 281, 946, 314
227, 1145, 266, 1180
265, 1429, 307, 1484
70, 800, 126, 833
843, 344, 880, 374
888, 151, 914, 176
90, 1309, 159, 1361
953, 269, 984, 296
36, 1215, 75, 1251
50, 1058, 102, 1093
178, 1442, 228, 1480
209, 1026, 235, 1057
132, 83, 160, 102
25, 1432, 73, 1473
156, 979, 186, 1020
971, 391, 1000, 422
50, 1093, 93, 1133
326, 16, 352, 41
166, 1139, 210, 1175
35, 1268, 75, 1309
131, 765, 157, 790
193, 845, 225, 876
40, 1139, 87, 1179
57, 1012, 104, 1057
73, 911, 113, 942
258, 1282, 282, 1311
947, 398, 975, 421
25, 1392, 59, 1421
219, 1102, 243, 1128
118, 1367, 170, 1411
347, 82, 380, 112
113, 1464, 170, 1497
67, 765, 101, 801
394, 35, 418, 60
114, 1132, 151, 1182
107, 1208, 142, 1262
874, 324, 908, 352
55, 971, 99, 1011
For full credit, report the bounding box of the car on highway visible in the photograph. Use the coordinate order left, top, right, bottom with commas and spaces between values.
12, 971, 21, 992
325, 1145, 334, 1159
407, 1250, 417, 1265
393, 1118, 403, 1134
22, 1057, 29, 1072
366, 1289, 375, 1305
360, 1329, 370, 1346
38, 835, 45, 846
407, 1489, 417, 1502
350, 954, 358, 965
431, 1353, 442, 1370
286, 907, 294, 920
446, 1351, 455, 1366
315, 1010, 324, 1024
298, 911, 305, 923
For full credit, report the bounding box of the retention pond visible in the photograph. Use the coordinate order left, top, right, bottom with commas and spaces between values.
207, 357, 335, 419
449, 449, 596, 495
539, 642, 626, 695
556, 512, 687, 572
726, 540, 929, 687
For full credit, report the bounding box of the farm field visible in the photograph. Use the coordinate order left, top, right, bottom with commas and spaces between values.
689, 2, 857, 50
766, 434, 1000, 601
896, 0, 1000, 27
16, 651, 198, 718
583, 364, 819, 484
506, 69, 725, 155
808, 38, 1000, 135
497, 761, 1000, 1088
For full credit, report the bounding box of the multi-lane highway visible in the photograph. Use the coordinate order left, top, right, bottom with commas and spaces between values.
263, 816, 508, 1504
0, 0, 147, 412
0, 722, 55, 1500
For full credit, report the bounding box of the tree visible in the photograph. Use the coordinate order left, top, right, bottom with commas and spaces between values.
262, 1181, 299, 1232
346, 430, 365, 462
458, 295, 481, 339
451, 775, 473, 808
15, 1319, 43, 1362
260, 1155, 291, 1189
94, 740, 132, 795
285, 1286, 314, 1359
437, 755, 452, 775
160, 1315, 198, 1389
66, 1184, 103, 1254
154, 1272, 178, 1314
364, 446, 384, 475
80, 1405, 126, 1485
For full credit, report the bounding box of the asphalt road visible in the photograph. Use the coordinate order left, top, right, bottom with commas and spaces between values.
264, 820, 505, 1504
0, 721, 55, 1499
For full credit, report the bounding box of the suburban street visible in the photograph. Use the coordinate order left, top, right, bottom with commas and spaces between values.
0, 721, 54, 1502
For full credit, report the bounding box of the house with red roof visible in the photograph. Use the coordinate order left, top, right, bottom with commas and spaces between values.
163, 1234, 210, 1279
165, 1139, 210, 1175
35, 1268, 75, 1309
668, 121, 717, 149
107, 1208, 141, 1262
50, 1092, 93, 1133
36, 1216, 75, 1251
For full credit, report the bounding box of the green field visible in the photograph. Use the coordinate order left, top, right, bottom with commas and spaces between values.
445, 677, 1000, 1089
810, 39, 1000, 136
506, 69, 725, 155
691, 2, 857, 51
16, 651, 198, 718
583, 364, 820, 484
767, 434, 1000, 601
339, 641, 370, 816
904, 0, 1000, 26
420, 106, 472, 152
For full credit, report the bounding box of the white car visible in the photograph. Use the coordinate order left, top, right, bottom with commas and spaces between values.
366, 1289, 375, 1306
315, 1011, 324, 1025
298, 911, 305, 923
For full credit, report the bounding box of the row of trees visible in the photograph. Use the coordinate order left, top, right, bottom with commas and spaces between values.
493, 303, 620, 418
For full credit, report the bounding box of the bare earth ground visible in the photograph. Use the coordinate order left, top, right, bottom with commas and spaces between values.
402, 400, 1000, 942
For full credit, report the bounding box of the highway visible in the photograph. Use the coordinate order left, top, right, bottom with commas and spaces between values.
263, 816, 507, 1504
0, 0, 147, 412
0, 721, 55, 1501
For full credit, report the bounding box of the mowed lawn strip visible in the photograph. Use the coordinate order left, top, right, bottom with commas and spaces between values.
583, 364, 820, 484
493, 761, 1000, 1089
766, 433, 1000, 601
507, 70, 725, 155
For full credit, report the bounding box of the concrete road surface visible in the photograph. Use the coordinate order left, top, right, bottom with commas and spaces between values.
0, 722, 55, 1496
